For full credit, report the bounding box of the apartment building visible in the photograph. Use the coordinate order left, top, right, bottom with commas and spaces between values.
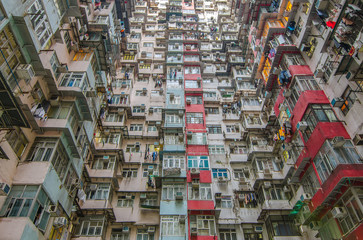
0, 0, 362, 240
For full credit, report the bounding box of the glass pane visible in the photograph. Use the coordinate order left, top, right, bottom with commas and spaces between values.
19, 199, 32, 217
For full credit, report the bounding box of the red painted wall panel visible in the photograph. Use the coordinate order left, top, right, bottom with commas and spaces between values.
274, 89, 285, 116
186, 145, 209, 155
344, 222, 363, 240
185, 104, 204, 113
186, 123, 205, 129
188, 200, 215, 210
288, 65, 313, 77
295, 122, 350, 169
309, 164, 363, 212
290, 90, 330, 132
187, 170, 212, 183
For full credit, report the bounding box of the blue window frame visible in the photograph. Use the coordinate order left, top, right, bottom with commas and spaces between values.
187, 156, 209, 170
212, 169, 228, 178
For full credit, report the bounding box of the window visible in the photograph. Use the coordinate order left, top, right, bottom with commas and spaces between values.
60, 72, 88, 89
162, 184, 185, 200
220, 229, 237, 240
301, 166, 321, 197
161, 216, 185, 236
302, 104, 338, 141
5, 128, 28, 158
266, 215, 300, 237
226, 125, 239, 133
314, 140, 361, 183
209, 145, 225, 154
93, 156, 116, 170
112, 95, 129, 105
337, 188, 363, 234
133, 106, 145, 113
188, 132, 207, 145
130, 124, 143, 131
287, 75, 320, 110
140, 193, 158, 207
27, 138, 56, 162
216, 196, 233, 208
165, 114, 182, 124
79, 216, 105, 236
117, 194, 135, 207
190, 215, 215, 235
341, 86, 357, 115
170, 95, 181, 104
0, 185, 51, 231
212, 169, 228, 179
111, 228, 130, 240
126, 143, 141, 153
137, 229, 154, 240
86, 183, 111, 200
28, 0, 52, 48
188, 156, 209, 169
243, 227, 263, 240
47, 102, 73, 119
205, 107, 219, 114
233, 169, 250, 179
148, 126, 157, 132
232, 145, 248, 154
207, 125, 222, 134
143, 42, 154, 47
96, 133, 121, 145
204, 92, 216, 98
185, 80, 200, 88
243, 98, 260, 106
122, 168, 138, 177
186, 112, 204, 124
186, 96, 203, 104
163, 155, 185, 169
105, 113, 123, 122
188, 183, 212, 200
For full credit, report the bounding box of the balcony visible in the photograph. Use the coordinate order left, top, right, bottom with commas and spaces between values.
167, 54, 183, 64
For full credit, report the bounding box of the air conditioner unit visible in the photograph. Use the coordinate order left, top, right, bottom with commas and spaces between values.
123, 226, 130, 233
300, 193, 312, 202
353, 133, 363, 145
297, 121, 308, 131
229, 142, 236, 148
190, 167, 200, 174
254, 226, 263, 232
191, 227, 198, 235
331, 136, 345, 148
264, 181, 271, 188
135, 142, 141, 147
331, 97, 346, 108
186, 98, 191, 105
175, 191, 183, 200
47, 205, 58, 216
121, 82, 127, 88
0, 183, 11, 196
283, 89, 292, 97
309, 221, 320, 230
71, 178, 81, 186
16, 64, 35, 80
283, 186, 291, 192
140, 104, 146, 109
148, 227, 156, 233
140, 193, 147, 199
331, 207, 347, 219
218, 176, 226, 182
156, 121, 161, 126
89, 184, 97, 191
54, 217, 67, 227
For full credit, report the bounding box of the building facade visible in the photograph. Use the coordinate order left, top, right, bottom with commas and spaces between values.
0, 0, 362, 240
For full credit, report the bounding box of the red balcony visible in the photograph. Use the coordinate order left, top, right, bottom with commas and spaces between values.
187, 170, 211, 183
292, 122, 350, 181
288, 65, 313, 79
344, 222, 363, 240
188, 200, 215, 210
309, 164, 363, 212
